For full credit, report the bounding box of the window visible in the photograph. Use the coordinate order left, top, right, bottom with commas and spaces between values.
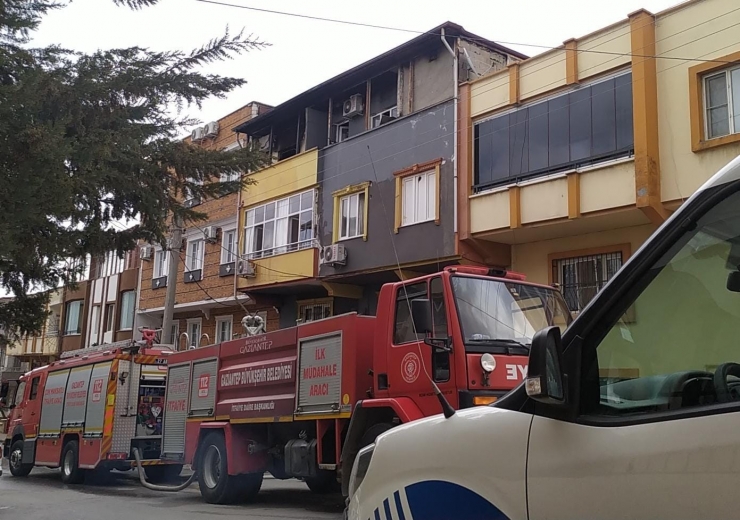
184, 176, 203, 206
29, 377, 39, 400
298, 299, 332, 324
187, 318, 202, 349
64, 300, 83, 335
90, 305, 100, 341
334, 121, 350, 143
104, 304, 115, 333
474, 71, 633, 191
170, 322, 180, 347
394, 160, 440, 232
216, 316, 233, 343
704, 67, 740, 140
339, 192, 365, 240
119, 291, 135, 330
371, 106, 399, 128
244, 189, 315, 260
14, 381, 25, 407
221, 229, 237, 264
186, 239, 204, 272
430, 277, 450, 382
551, 248, 626, 312
154, 249, 168, 279
393, 282, 428, 344
583, 189, 740, 418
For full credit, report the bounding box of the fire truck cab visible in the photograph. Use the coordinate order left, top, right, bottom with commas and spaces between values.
3, 341, 176, 484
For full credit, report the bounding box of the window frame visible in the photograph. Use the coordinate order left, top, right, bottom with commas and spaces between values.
332, 182, 370, 242
689, 51, 740, 152
215, 315, 233, 343
243, 189, 316, 260
64, 300, 84, 336
371, 106, 399, 129
186, 318, 202, 349
186, 238, 205, 273
220, 228, 237, 265
334, 121, 350, 143
153, 248, 169, 279
394, 159, 442, 233
392, 282, 429, 345
119, 290, 135, 331
104, 303, 115, 334
219, 142, 242, 184
29, 376, 40, 400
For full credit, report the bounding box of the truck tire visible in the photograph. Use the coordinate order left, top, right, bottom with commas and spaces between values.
305, 469, 340, 494
198, 432, 258, 504
8, 440, 33, 477
145, 464, 183, 484
61, 440, 86, 485
359, 422, 393, 450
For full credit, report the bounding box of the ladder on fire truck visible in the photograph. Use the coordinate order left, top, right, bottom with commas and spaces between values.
59, 328, 173, 360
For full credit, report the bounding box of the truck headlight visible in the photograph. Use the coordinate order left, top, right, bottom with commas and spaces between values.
480, 353, 496, 373
348, 443, 375, 499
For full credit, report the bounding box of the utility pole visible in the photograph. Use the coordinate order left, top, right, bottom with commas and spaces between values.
161, 214, 183, 347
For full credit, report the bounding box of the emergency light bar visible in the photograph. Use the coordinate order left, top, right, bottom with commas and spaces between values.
444, 265, 527, 281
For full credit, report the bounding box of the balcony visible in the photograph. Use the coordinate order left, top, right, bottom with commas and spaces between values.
238, 247, 317, 290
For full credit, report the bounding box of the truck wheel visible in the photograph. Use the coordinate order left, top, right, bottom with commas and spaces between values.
145, 464, 183, 484
305, 469, 340, 494
359, 423, 393, 449
198, 432, 243, 504
238, 472, 264, 502
61, 440, 86, 485
8, 440, 33, 477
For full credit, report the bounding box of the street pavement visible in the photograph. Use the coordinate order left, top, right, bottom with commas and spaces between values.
0, 463, 345, 520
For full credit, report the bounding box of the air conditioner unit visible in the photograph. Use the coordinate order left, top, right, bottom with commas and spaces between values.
203, 226, 218, 243
139, 246, 153, 261
237, 256, 256, 278
319, 244, 348, 267
191, 127, 206, 142
204, 121, 219, 137
342, 94, 364, 118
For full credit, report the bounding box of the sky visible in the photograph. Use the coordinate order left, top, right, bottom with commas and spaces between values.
31, 0, 683, 130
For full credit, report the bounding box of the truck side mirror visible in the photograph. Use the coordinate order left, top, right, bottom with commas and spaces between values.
411, 299, 432, 335
525, 326, 567, 405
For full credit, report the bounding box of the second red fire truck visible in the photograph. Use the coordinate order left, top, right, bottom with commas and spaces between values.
152, 266, 572, 503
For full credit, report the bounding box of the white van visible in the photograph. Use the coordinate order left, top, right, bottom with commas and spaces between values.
346, 154, 740, 520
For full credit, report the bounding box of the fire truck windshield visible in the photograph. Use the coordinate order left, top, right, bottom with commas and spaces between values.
451, 276, 572, 350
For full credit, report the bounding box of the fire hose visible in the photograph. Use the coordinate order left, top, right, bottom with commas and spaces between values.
132, 448, 197, 492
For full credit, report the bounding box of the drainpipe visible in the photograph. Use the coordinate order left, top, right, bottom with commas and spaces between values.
132, 247, 144, 342
440, 28, 458, 234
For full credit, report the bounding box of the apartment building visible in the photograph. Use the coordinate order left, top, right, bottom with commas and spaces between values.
84, 249, 140, 347
3, 288, 64, 370
458, 0, 740, 312
232, 22, 526, 325
137, 101, 275, 349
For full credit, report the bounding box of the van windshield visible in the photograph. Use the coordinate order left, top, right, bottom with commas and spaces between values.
451, 276, 572, 348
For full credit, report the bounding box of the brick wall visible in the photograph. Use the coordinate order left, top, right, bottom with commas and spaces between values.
139, 102, 272, 312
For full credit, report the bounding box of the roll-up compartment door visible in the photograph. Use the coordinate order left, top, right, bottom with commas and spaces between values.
84, 362, 112, 438
297, 333, 343, 415
39, 369, 70, 438
189, 359, 218, 418
162, 363, 191, 459
62, 365, 93, 428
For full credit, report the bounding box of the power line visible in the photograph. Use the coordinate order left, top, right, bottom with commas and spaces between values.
196, 0, 739, 64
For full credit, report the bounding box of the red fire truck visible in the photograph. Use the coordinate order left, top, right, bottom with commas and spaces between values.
3, 338, 179, 483
151, 266, 572, 504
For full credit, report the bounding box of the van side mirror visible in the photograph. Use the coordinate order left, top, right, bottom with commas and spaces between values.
411, 299, 432, 335
525, 326, 566, 405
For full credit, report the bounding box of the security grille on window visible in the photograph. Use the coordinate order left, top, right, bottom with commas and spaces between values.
402, 170, 436, 227
298, 301, 332, 324
339, 192, 365, 239
552, 252, 623, 312
244, 189, 315, 260
704, 67, 740, 139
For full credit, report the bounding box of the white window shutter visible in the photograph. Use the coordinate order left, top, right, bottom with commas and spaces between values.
402, 176, 415, 226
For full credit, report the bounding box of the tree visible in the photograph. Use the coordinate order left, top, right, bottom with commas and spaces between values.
0, 0, 268, 340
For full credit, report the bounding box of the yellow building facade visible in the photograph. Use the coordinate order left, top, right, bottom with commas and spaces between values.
459, 0, 740, 312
